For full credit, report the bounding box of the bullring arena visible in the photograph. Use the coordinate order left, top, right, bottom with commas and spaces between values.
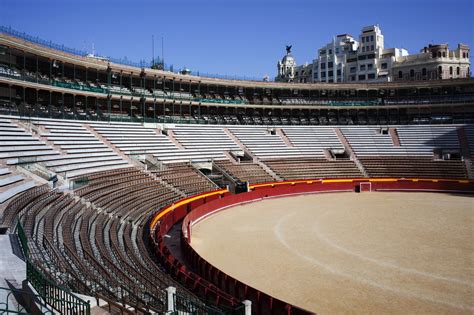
0, 26, 474, 315
190, 191, 474, 314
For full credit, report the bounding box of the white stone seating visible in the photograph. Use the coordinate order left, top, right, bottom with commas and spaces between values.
0, 181, 36, 204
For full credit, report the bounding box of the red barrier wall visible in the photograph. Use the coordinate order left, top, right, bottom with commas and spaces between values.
149, 178, 474, 314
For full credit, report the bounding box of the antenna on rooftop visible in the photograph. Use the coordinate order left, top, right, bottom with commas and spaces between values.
152, 35, 155, 66
161, 36, 164, 68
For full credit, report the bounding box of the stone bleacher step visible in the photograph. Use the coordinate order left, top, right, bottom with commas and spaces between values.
11, 119, 68, 157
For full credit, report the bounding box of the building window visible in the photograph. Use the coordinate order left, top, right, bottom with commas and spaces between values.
350, 67, 356, 73
368, 73, 375, 79
328, 71, 334, 77
449, 66, 453, 75
371, 35, 374, 41
362, 47, 365, 52
321, 63, 326, 70
381, 63, 388, 69
463, 52, 466, 58
358, 74, 366, 81
362, 37, 365, 43
336, 48, 339, 54
328, 62, 333, 68
321, 72, 326, 78
398, 71, 403, 78
360, 65, 366, 71
371, 45, 374, 51
337, 69, 341, 76
443, 52, 446, 57
367, 64, 373, 70
438, 52, 442, 58
457, 67, 460, 75
350, 75, 356, 81
422, 68, 427, 76
410, 69, 415, 77
329, 49, 332, 55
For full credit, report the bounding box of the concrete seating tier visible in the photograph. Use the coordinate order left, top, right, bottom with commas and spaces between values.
263, 158, 363, 180
8, 168, 201, 313
396, 126, 460, 155
464, 125, 474, 175
171, 125, 240, 161
32, 120, 131, 177
282, 127, 344, 156
228, 127, 326, 158
359, 156, 467, 179
0, 119, 61, 161
215, 160, 275, 184
342, 126, 461, 156
152, 162, 218, 196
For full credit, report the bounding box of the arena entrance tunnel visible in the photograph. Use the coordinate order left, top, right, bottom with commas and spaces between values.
149, 178, 474, 314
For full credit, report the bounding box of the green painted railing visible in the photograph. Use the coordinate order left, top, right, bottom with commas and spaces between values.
16, 222, 91, 315
0, 286, 54, 314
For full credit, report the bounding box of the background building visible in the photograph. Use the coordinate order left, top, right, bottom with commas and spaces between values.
276, 46, 297, 82
277, 24, 470, 83
392, 43, 470, 81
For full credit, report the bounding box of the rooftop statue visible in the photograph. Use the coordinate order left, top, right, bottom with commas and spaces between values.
286, 45, 292, 54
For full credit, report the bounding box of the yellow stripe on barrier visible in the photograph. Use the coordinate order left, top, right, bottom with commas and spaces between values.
150, 178, 474, 230
150, 189, 227, 228
322, 179, 354, 183
368, 178, 398, 182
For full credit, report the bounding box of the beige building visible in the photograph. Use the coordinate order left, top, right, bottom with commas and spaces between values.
276, 25, 470, 83
392, 44, 470, 81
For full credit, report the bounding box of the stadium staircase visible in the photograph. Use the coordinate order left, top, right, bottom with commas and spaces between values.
83, 123, 142, 169
222, 127, 257, 162
256, 160, 283, 181
334, 128, 368, 177
389, 128, 401, 147
275, 128, 294, 147
165, 129, 185, 149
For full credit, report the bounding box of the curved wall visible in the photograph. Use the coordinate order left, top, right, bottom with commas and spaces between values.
149, 178, 474, 314
2, 33, 474, 91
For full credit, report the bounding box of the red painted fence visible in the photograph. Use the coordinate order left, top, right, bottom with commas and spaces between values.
149, 178, 474, 314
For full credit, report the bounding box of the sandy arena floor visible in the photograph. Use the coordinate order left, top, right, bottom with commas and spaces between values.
190, 192, 474, 314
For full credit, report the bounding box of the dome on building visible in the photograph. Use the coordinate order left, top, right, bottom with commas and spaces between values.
281, 53, 295, 65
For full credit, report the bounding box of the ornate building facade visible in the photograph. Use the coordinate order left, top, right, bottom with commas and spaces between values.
392, 44, 470, 81
275, 45, 297, 82
276, 25, 470, 83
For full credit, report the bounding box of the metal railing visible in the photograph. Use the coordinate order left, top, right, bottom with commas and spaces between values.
26, 261, 90, 315
172, 292, 245, 315
15, 222, 91, 315
0, 286, 55, 314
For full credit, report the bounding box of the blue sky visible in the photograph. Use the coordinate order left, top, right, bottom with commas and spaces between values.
2, 0, 473, 79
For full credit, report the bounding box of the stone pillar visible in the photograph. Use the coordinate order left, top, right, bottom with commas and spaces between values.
165, 286, 176, 313
243, 300, 252, 315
